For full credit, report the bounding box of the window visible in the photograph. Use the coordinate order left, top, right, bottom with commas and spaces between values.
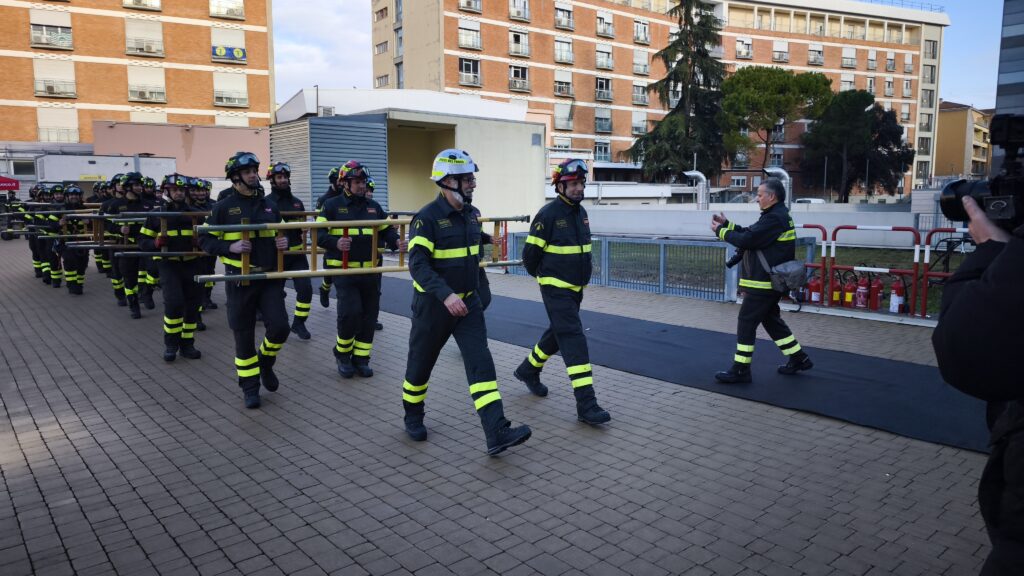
900, 103, 911, 123
509, 29, 529, 56
374, 41, 389, 55
731, 176, 747, 188
33, 59, 76, 98
553, 137, 571, 149
555, 3, 574, 30
123, 0, 161, 10
736, 38, 752, 59
30, 9, 73, 50
885, 51, 896, 71
210, 0, 244, 20
739, 126, 749, 137
458, 20, 481, 50
920, 88, 935, 108
924, 40, 938, 59
631, 110, 647, 135
127, 65, 167, 102
808, 44, 823, 65
771, 122, 785, 142
634, 20, 649, 44
919, 112, 933, 132
916, 161, 931, 179
595, 77, 612, 101
904, 53, 914, 74
214, 71, 248, 106
374, 7, 388, 22
840, 73, 854, 92
867, 49, 877, 70
395, 28, 403, 57
211, 27, 245, 63
37, 108, 78, 143
633, 50, 649, 75
594, 141, 610, 162
866, 76, 876, 94
923, 65, 936, 84
772, 40, 789, 63
458, 58, 480, 85
597, 12, 614, 37
554, 102, 573, 130
769, 151, 783, 167
12, 161, 35, 176
555, 38, 573, 64
509, 65, 529, 92
374, 74, 390, 88
632, 83, 648, 106
596, 44, 613, 70
595, 107, 612, 133
903, 78, 912, 98
554, 70, 573, 97
733, 153, 749, 168
752, 176, 762, 188
885, 77, 894, 97
395, 0, 403, 22
841, 47, 857, 68
396, 62, 404, 88
509, 0, 529, 21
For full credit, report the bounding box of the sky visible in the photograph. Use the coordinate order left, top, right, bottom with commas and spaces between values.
271, 0, 1003, 110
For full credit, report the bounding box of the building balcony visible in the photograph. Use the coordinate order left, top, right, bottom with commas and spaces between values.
919, 121, 933, 132
210, 2, 244, 20
842, 57, 857, 68
34, 79, 76, 98
808, 54, 824, 66
595, 119, 613, 133
509, 42, 530, 57
596, 55, 614, 70
509, 6, 529, 21
554, 49, 574, 64
631, 123, 646, 135
509, 78, 530, 92
126, 37, 164, 57
38, 127, 79, 143
867, 60, 877, 70
903, 89, 912, 98
214, 90, 249, 107
458, 0, 482, 13
900, 113, 911, 122
634, 32, 650, 45
736, 48, 752, 60
773, 51, 789, 63
633, 62, 649, 75
554, 83, 575, 97
886, 61, 896, 72
30, 29, 73, 50
595, 89, 613, 102
884, 88, 894, 97
554, 118, 573, 131
129, 85, 167, 103
123, 0, 161, 10
597, 22, 615, 38
633, 92, 649, 105
595, 150, 611, 162
905, 64, 915, 74
459, 72, 481, 86
458, 33, 482, 50
555, 15, 574, 30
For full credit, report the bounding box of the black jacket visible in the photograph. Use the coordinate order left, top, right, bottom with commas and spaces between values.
315, 186, 340, 211
407, 193, 482, 300
138, 200, 201, 261
316, 192, 397, 268
266, 187, 307, 251
522, 196, 592, 290
718, 202, 796, 293
198, 191, 282, 273
104, 197, 147, 243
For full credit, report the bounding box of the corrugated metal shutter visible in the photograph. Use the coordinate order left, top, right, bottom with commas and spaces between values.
309, 115, 389, 211
269, 119, 311, 208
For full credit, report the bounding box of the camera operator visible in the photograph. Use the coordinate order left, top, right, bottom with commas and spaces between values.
933, 194, 1024, 575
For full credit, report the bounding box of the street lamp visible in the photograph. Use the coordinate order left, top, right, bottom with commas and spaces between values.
684, 170, 708, 210
762, 167, 792, 209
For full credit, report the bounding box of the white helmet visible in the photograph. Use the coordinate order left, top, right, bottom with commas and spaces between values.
430, 149, 478, 182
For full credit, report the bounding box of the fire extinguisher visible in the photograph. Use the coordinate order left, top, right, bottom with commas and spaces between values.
831, 270, 843, 306
888, 275, 907, 314
854, 273, 870, 309
807, 273, 823, 304
843, 272, 858, 308
869, 274, 884, 311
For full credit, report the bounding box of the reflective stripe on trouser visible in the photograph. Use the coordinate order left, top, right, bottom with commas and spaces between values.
735, 291, 799, 365
158, 260, 202, 347
469, 381, 501, 410
522, 285, 594, 390
225, 279, 291, 391
259, 337, 284, 357
294, 300, 311, 318
402, 380, 429, 404
335, 276, 379, 360
181, 322, 197, 342
335, 336, 354, 355
526, 344, 552, 369
353, 341, 373, 358
236, 356, 260, 378
566, 364, 593, 389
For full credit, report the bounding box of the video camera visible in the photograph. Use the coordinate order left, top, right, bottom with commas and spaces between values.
941, 114, 1024, 231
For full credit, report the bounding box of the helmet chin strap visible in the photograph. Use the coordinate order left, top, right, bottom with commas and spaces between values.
439, 177, 472, 207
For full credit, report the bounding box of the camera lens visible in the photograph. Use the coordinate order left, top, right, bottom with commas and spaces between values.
940, 179, 991, 222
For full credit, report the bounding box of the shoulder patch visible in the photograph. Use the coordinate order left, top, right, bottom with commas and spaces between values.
533, 222, 544, 231
228, 207, 241, 215
555, 218, 568, 229
437, 218, 451, 229
338, 207, 348, 214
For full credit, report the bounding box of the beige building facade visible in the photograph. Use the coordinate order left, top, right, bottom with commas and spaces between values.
934, 101, 992, 179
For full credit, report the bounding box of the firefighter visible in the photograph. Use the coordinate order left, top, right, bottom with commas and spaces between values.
188, 177, 217, 331
26, 184, 45, 278
86, 182, 112, 274
366, 177, 385, 331
401, 149, 531, 455
42, 183, 66, 288
711, 178, 813, 383
317, 166, 342, 308
514, 159, 610, 424
101, 176, 127, 302
317, 161, 403, 378
59, 184, 88, 295
140, 174, 203, 362
199, 152, 290, 410
265, 162, 314, 340
109, 172, 148, 319
138, 175, 162, 311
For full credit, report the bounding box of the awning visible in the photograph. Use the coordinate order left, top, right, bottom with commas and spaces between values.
0, 176, 20, 191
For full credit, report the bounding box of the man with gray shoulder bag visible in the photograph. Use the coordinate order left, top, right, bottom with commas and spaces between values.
710, 178, 813, 384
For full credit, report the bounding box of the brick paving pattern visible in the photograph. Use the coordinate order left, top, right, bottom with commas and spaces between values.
0, 241, 988, 575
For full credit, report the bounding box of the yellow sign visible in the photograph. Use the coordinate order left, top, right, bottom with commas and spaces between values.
79, 174, 105, 181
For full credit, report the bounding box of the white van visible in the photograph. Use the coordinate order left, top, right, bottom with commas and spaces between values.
794, 198, 826, 204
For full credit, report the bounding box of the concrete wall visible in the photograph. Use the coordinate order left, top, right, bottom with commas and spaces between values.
93, 121, 269, 180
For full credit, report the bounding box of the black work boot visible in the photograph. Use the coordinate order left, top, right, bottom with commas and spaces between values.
244, 387, 261, 409
290, 317, 311, 340
259, 353, 279, 392
352, 358, 373, 378
375, 322, 383, 331
335, 353, 355, 379
574, 386, 611, 424
179, 342, 201, 360
319, 286, 330, 308
51, 278, 61, 288
140, 285, 156, 310
479, 401, 531, 456
163, 345, 177, 362
42, 275, 51, 285
778, 352, 813, 375
196, 313, 206, 332
128, 296, 142, 319
714, 363, 752, 384
403, 402, 427, 441
203, 290, 218, 310
514, 362, 548, 397
34, 268, 42, 278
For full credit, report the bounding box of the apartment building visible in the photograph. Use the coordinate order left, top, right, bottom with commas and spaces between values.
371, 0, 676, 177
934, 101, 992, 179
0, 0, 274, 176
710, 0, 949, 196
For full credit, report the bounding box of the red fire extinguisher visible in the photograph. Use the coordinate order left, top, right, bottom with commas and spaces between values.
888, 275, 907, 314
854, 273, 870, 309
843, 272, 858, 308
869, 274, 884, 311
807, 274, 824, 305
831, 270, 843, 306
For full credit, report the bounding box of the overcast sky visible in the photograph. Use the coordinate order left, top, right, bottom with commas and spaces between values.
271, 1, 1001, 109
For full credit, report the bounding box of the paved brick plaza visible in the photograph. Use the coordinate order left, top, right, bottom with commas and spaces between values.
0, 240, 989, 575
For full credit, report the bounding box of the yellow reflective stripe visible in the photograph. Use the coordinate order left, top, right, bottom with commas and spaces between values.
164, 317, 183, 325
736, 344, 755, 352
326, 259, 375, 268
413, 280, 425, 293
739, 279, 773, 290
289, 244, 304, 251
727, 222, 736, 231
295, 302, 312, 310
473, 391, 502, 410
316, 216, 328, 222
469, 381, 498, 395
537, 277, 582, 292
140, 227, 158, 237
403, 393, 426, 404
328, 227, 375, 235
528, 355, 545, 368
782, 344, 802, 356
525, 235, 547, 249
163, 325, 182, 334
718, 227, 728, 240
734, 354, 753, 364
566, 364, 592, 375
377, 224, 391, 231
777, 229, 797, 241
235, 356, 260, 377
411, 280, 472, 299
571, 377, 594, 388
408, 236, 434, 253
543, 244, 592, 255
533, 345, 550, 360
222, 232, 243, 240
434, 245, 480, 259
220, 256, 243, 268
208, 230, 224, 238
167, 229, 195, 237
774, 335, 795, 347
403, 380, 429, 392
257, 230, 276, 238
353, 341, 372, 350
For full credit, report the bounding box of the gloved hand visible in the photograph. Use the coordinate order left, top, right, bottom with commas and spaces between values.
155, 235, 168, 248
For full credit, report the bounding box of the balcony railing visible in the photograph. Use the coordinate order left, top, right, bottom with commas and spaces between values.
886, 61, 896, 72
554, 83, 574, 97
631, 123, 646, 135
595, 118, 612, 133
595, 89, 613, 101
210, 2, 245, 19
509, 6, 529, 21
555, 14, 574, 30
214, 90, 249, 107
867, 60, 877, 70
459, 72, 481, 86
126, 37, 164, 56
38, 127, 79, 143
129, 84, 167, 103
458, 32, 482, 50
634, 32, 650, 44
905, 63, 914, 73
34, 79, 76, 98
903, 89, 912, 98
459, 0, 482, 12
633, 62, 649, 75
554, 118, 573, 130
808, 53, 824, 66
633, 92, 649, 105
597, 22, 615, 37
509, 78, 530, 92
733, 155, 750, 169
509, 42, 530, 57
773, 51, 789, 63
921, 94, 934, 107
123, 0, 161, 9
919, 121, 933, 132
901, 113, 911, 122
596, 55, 614, 70
554, 49, 574, 64
595, 150, 611, 162
884, 87, 894, 97
736, 48, 752, 59
768, 157, 784, 168
30, 27, 73, 49
842, 57, 857, 68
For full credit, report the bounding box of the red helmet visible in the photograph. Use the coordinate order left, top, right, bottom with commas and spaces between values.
552, 159, 587, 185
